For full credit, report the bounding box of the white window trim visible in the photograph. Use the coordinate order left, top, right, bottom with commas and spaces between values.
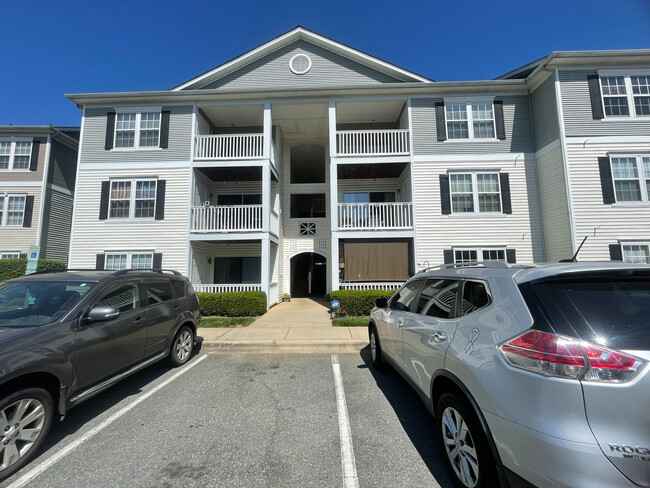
112, 109, 162, 151
0, 252, 21, 259
453, 247, 507, 263
105, 251, 155, 270
444, 98, 497, 141
620, 242, 650, 264
0, 137, 33, 172
0, 193, 27, 227
610, 155, 650, 204
598, 70, 650, 120
449, 171, 502, 215
107, 179, 158, 221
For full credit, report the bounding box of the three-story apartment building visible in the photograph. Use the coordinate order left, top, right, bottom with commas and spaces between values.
65, 27, 650, 307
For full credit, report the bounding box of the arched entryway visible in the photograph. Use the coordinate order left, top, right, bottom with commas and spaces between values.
290, 252, 327, 297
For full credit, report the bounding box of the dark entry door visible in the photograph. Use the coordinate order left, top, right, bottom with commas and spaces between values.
290, 253, 326, 297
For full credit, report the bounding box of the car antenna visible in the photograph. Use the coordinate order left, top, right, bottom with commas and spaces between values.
560, 236, 588, 262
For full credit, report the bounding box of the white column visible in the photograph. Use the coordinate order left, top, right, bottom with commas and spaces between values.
261, 237, 271, 308
263, 102, 271, 160
328, 100, 337, 159
262, 162, 270, 233
331, 232, 339, 292
329, 156, 338, 232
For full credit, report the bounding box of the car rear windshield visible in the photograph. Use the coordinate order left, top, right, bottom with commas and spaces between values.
519, 271, 650, 350
0, 281, 96, 327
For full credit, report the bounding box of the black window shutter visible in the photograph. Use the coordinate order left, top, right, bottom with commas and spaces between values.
440, 174, 452, 215
500, 173, 512, 214
99, 181, 110, 220
506, 249, 517, 263
105, 112, 116, 150
96, 254, 105, 270
155, 180, 166, 220
598, 157, 616, 204
23, 196, 34, 227
20, 253, 27, 259
29, 140, 40, 171
609, 244, 623, 261
494, 100, 506, 140
435, 102, 447, 141
443, 249, 454, 264
153, 253, 162, 269
159, 110, 170, 149
587, 75, 604, 120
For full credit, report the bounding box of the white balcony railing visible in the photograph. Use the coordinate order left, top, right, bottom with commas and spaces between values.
195, 134, 264, 160
336, 129, 410, 157
339, 282, 403, 291
191, 205, 262, 233
193, 284, 262, 293
338, 202, 413, 230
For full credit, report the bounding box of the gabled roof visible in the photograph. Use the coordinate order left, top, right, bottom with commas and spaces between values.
171, 26, 433, 91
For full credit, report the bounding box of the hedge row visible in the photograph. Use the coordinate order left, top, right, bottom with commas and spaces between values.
329, 289, 395, 316
0, 259, 67, 282
196, 291, 267, 317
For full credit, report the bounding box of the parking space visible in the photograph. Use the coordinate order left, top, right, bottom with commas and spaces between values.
2, 351, 453, 488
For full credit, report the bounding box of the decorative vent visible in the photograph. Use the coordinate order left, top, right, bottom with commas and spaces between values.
289, 54, 312, 75
290, 241, 297, 252
300, 222, 316, 236
318, 240, 327, 250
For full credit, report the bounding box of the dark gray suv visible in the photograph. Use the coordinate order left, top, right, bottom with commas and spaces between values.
0, 269, 200, 479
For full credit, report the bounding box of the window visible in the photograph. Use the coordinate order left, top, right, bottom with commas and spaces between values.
171, 279, 186, 298
415, 279, 459, 318
108, 179, 157, 219
342, 192, 396, 203
389, 280, 422, 312
0, 195, 26, 227
445, 100, 495, 140
114, 111, 161, 148
105, 252, 153, 270
216, 194, 262, 205
0, 252, 20, 260
462, 281, 490, 315
96, 283, 140, 313
454, 248, 506, 264
622, 244, 650, 264
214, 257, 261, 284
600, 73, 650, 118
0, 139, 32, 170
610, 156, 650, 203
299, 222, 316, 236
449, 172, 501, 213
290, 194, 326, 218
144, 280, 174, 305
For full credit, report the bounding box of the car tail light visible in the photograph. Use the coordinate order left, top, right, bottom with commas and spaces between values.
499, 330, 644, 382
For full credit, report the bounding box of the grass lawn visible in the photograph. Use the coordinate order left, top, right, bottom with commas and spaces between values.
332, 316, 369, 327
199, 316, 257, 328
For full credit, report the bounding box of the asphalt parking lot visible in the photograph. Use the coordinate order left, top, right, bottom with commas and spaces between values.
1, 349, 454, 488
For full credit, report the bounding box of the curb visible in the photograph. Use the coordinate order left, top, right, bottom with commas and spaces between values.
199, 339, 368, 354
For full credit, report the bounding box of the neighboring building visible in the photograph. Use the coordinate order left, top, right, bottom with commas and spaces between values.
64, 27, 650, 307
0, 126, 80, 263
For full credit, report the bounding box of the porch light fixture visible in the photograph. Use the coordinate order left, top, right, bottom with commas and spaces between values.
207, 257, 212, 264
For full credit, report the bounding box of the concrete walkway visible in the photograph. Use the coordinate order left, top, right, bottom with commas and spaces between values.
198, 298, 369, 353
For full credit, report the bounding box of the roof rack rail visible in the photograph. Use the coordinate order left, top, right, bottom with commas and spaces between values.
416, 261, 512, 274
111, 268, 182, 277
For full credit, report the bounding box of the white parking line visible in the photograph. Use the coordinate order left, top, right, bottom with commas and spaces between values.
331, 354, 360, 488
8, 355, 208, 488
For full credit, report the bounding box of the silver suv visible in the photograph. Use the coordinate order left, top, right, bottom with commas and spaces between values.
368, 262, 649, 488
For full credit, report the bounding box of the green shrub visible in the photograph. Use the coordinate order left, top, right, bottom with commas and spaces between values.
329, 289, 395, 316
196, 291, 267, 317
0, 259, 67, 282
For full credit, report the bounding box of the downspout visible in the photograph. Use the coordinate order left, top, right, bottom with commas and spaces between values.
526, 90, 546, 262
36, 134, 52, 252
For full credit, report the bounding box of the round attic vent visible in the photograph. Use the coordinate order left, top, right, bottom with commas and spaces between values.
289, 54, 311, 75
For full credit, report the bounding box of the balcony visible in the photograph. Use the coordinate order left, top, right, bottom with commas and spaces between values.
338, 202, 413, 231
336, 129, 409, 157
190, 205, 262, 233
195, 134, 264, 161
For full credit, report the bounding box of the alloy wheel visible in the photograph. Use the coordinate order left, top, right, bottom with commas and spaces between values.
370, 331, 377, 362
0, 398, 46, 471
175, 330, 193, 362
441, 406, 479, 488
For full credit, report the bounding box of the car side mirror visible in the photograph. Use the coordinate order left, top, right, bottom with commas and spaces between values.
86, 306, 120, 322
374, 297, 388, 309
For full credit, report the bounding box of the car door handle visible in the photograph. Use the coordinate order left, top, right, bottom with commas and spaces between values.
133, 317, 144, 326
173, 305, 180, 311
396, 319, 405, 329
431, 331, 447, 343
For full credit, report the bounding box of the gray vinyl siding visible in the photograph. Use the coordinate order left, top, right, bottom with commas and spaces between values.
559, 69, 650, 137
80, 106, 193, 164
566, 141, 650, 261
530, 75, 559, 150
0, 190, 42, 255
40, 189, 73, 263
410, 96, 534, 155
535, 144, 573, 262
48, 139, 78, 191
412, 158, 536, 265
200, 40, 403, 91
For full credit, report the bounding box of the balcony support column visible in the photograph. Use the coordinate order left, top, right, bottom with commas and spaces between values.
263, 102, 271, 160
331, 232, 339, 292
261, 236, 271, 308
262, 162, 270, 233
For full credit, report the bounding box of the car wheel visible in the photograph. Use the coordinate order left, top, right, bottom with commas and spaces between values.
169, 325, 194, 367
436, 393, 497, 488
369, 326, 384, 370
0, 388, 53, 481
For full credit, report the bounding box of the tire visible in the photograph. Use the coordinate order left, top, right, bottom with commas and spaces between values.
0, 387, 54, 481
435, 392, 498, 488
369, 326, 384, 370
169, 325, 194, 367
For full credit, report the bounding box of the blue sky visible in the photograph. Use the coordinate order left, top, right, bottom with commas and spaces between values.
3, 0, 649, 127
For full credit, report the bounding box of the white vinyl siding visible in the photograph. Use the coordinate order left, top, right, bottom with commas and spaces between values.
0, 138, 32, 171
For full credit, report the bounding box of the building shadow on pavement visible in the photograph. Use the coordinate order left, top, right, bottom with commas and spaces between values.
358, 346, 455, 487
